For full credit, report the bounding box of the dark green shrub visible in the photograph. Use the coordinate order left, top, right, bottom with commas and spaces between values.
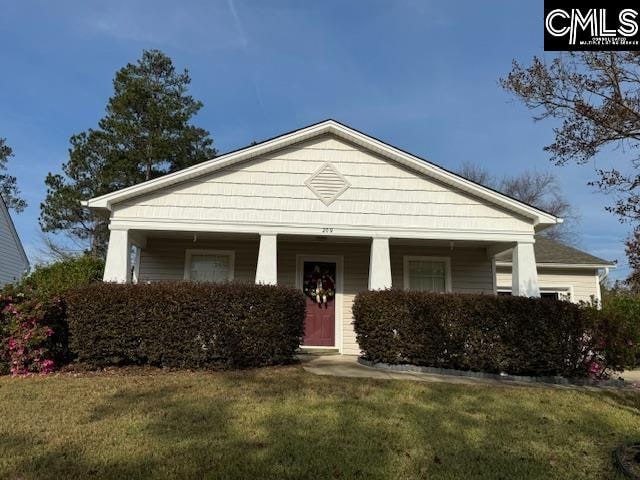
582, 293, 640, 372
66, 282, 306, 369
15, 255, 104, 298
353, 290, 633, 377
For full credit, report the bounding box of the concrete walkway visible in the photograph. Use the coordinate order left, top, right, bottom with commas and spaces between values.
300, 354, 530, 388
299, 355, 638, 389
622, 369, 640, 383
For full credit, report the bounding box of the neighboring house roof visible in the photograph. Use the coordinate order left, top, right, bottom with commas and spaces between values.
83, 119, 561, 229
0, 195, 29, 282
495, 237, 615, 268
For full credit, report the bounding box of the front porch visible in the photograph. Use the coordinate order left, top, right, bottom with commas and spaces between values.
102, 230, 541, 355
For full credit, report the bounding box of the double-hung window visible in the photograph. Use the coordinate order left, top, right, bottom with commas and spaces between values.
184, 249, 235, 282
403, 256, 452, 293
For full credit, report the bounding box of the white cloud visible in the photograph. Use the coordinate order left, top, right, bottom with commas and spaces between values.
227, 0, 248, 49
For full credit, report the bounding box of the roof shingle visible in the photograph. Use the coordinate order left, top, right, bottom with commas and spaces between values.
496, 237, 615, 266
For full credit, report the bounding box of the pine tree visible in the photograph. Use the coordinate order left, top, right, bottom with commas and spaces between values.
0, 138, 27, 212
40, 50, 216, 255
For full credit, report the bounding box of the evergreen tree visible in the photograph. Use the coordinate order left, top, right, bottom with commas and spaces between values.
0, 138, 27, 212
40, 50, 216, 255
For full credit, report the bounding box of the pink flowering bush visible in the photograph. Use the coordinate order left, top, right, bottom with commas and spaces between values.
0, 290, 67, 376
0, 255, 104, 376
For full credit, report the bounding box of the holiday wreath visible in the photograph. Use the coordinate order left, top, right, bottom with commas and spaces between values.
303, 264, 335, 305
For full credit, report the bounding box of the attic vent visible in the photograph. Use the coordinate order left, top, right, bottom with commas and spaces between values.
305, 162, 351, 206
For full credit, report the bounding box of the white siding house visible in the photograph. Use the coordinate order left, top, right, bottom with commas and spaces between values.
0, 196, 29, 286
84, 120, 612, 354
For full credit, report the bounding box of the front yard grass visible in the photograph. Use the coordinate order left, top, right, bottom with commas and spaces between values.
0, 365, 638, 479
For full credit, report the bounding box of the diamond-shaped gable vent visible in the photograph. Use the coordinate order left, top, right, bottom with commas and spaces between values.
305, 162, 351, 206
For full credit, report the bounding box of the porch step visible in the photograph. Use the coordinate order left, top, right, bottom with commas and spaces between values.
297, 347, 341, 356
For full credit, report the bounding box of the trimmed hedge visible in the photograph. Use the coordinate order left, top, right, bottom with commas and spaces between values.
66, 282, 306, 369
353, 290, 632, 377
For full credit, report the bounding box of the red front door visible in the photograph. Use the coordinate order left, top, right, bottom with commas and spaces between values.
302, 261, 336, 346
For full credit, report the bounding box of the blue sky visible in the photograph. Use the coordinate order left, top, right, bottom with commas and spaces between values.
0, 0, 631, 279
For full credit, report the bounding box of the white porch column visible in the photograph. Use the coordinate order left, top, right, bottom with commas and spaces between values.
255, 234, 278, 285
369, 237, 392, 290
103, 228, 131, 283
512, 241, 540, 297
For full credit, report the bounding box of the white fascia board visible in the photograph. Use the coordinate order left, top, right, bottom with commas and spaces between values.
83, 120, 561, 226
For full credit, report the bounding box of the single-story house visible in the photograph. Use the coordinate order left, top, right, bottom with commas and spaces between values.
0, 195, 29, 286
84, 120, 615, 355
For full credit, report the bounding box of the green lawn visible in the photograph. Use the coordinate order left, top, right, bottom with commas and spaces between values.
0, 365, 638, 479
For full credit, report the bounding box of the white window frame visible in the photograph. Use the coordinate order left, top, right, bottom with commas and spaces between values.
496, 286, 574, 302
540, 286, 573, 302
184, 249, 235, 282
403, 255, 452, 293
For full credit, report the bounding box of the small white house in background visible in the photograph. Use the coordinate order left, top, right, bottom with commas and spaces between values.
84, 120, 614, 354
0, 196, 29, 286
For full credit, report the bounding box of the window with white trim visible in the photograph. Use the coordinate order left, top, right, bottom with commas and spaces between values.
184, 250, 235, 283
540, 289, 572, 302
496, 287, 572, 302
403, 256, 451, 292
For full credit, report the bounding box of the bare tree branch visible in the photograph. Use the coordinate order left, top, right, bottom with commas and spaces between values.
458, 164, 579, 244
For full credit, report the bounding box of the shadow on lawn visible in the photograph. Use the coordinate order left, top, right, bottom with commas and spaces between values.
4, 369, 636, 479
588, 389, 640, 416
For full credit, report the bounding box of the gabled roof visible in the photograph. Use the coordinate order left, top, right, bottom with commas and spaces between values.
83, 119, 561, 228
496, 237, 615, 268
0, 195, 29, 268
